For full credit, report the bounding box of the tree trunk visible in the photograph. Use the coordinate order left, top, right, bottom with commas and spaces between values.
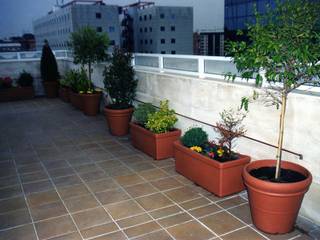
275, 93, 287, 179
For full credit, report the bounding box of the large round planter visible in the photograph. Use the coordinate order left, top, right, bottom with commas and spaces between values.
104, 107, 133, 136
82, 92, 102, 116
174, 141, 250, 197
130, 122, 181, 160
69, 91, 83, 110
59, 86, 70, 102
43, 81, 59, 98
243, 160, 312, 234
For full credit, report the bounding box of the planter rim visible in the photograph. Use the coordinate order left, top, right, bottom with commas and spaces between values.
80, 92, 102, 97
130, 122, 181, 139
104, 107, 134, 113
174, 140, 250, 169
243, 159, 312, 195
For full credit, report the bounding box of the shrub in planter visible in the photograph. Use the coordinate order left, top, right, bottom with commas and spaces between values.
59, 71, 73, 102
40, 40, 60, 97
174, 108, 250, 197
133, 103, 156, 127
130, 100, 181, 160
103, 47, 138, 135
17, 71, 33, 87
227, 0, 318, 233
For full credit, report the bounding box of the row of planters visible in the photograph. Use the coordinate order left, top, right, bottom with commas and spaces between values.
0, 71, 34, 102
104, 0, 318, 235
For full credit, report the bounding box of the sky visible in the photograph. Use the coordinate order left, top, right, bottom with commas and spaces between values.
0, 0, 224, 38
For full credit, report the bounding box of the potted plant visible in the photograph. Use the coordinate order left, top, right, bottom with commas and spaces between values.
174, 108, 250, 197
130, 100, 181, 160
227, 0, 318, 233
69, 68, 87, 111
103, 47, 138, 136
59, 72, 72, 102
40, 40, 60, 98
70, 26, 109, 116
16, 71, 35, 99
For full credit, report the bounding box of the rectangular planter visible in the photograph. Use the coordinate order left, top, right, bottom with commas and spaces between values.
69, 91, 83, 110
174, 141, 250, 197
0, 87, 34, 102
130, 122, 181, 160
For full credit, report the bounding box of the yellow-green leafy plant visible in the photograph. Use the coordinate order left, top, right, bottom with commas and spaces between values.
146, 100, 178, 134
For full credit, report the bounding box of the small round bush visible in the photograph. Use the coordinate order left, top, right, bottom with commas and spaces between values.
181, 127, 208, 147
17, 71, 33, 87
133, 103, 156, 126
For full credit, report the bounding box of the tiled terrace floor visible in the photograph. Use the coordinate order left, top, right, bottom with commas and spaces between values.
0, 98, 319, 240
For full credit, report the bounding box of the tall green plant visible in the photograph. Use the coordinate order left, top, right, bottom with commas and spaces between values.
40, 40, 60, 82
70, 26, 109, 82
103, 47, 138, 109
227, 0, 320, 179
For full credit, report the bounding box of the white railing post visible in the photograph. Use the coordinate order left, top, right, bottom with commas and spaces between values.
17, 52, 21, 60
259, 69, 268, 88
198, 56, 205, 78
159, 55, 164, 73
132, 54, 136, 67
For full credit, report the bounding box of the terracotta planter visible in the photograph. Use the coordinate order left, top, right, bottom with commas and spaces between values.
104, 107, 134, 136
69, 91, 83, 110
0, 87, 34, 102
243, 160, 312, 234
82, 92, 102, 116
43, 81, 59, 98
130, 122, 181, 160
59, 86, 70, 102
174, 141, 250, 197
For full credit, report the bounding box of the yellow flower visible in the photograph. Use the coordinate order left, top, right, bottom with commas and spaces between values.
79, 91, 84, 94
217, 148, 224, 157
190, 146, 202, 153
87, 90, 93, 94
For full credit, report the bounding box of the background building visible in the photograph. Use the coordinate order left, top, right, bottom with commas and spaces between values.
33, 0, 120, 50
193, 31, 224, 56
121, 2, 193, 54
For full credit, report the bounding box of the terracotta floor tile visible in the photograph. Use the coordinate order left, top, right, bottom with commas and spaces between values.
79, 170, 109, 182
0, 175, 19, 189
217, 196, 247, 209
90, 231, 127, 240
158, 213, 192, 228
47, 167, 75, 178
86, 178, 118, 193
72, 207, 111, 230
81, 222, 119, 239
0, 185, 22, 199
43, 160, 69, 170
149, 205, 182, 219
23, 180, 54, 194
64, 194, 99, 213
0, 196, 27, 213
116, 213, 152, 228
255, 228, 303, 240
73, 163, 100, 174
167, 220, 215, 240
105, 200, 145, 220
179, 197, 211, 210
199, 211, 245, 236
228, 203, 252, 224
35, 215, 77, 240
160, 166, 179, 176
124, 182, 158, 198
0, 208, 31, 230
138, 168, 169, 181
124, 221, 161, 238
221, 227, 266, 240
136, 193, 173, 211
0, 224, 37, 240
27, 190, 60, 207
20, 171, 49, 183
129, 162, 156, 172
57, 184, 90, 200
114, 173, 145, 187
151, 177, 184, 191
52, 175, 82, 187
30, 201, 67, 221
164, 186, 199, 203
174, 175, 194, 185
48, 232, 82, 240
95, 189, 130, 205
134, 230, 174, 240
189, 204, 221, 218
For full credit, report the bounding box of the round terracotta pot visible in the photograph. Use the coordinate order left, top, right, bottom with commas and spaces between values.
82, 92, 102, 116
69, 91, 83, 110
59, 86, 70, 102
43, 81, 59, 98
104, 107, 133, 136
243, 160, 312, 234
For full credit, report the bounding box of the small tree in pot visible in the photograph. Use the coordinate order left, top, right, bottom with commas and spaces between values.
227, 0, 319, 233
70, 26, 109, 116
103, 47, 138, 136
40, 40, 60, 97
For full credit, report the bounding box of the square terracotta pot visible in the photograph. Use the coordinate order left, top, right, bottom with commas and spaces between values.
130, 122, 181, 160
69, 91, 83, 110
174, 141, 250, 197
0, 87, 34, 102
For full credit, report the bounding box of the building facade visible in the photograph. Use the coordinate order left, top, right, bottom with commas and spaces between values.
122, 3, 193, 54
33, 0, 120, 50
193, 32, 224, 56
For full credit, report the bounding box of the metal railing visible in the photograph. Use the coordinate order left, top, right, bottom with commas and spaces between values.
0, 50, 72, 61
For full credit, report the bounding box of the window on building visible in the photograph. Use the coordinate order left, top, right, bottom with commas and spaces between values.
150, 39, 153, 44
109, 26, 115, 33
171, 26, 175, 31
171, 38, 176, 44
110, 40, 115, 45
140, 28, 143, 33
144, 15, 147, 21
149, 27, 152, 32
96, 12, 102, 19
144, 27, 147, 32
171, 50, 176, 54
160, 26, 165, 32
139, 16, 142, 21
145, 39, 148, 44
149, 14, 152, 20
161, 39, 165, 44
140, 40, 143, 44
161, 51, 166, 54
160, 13, 165, 19
96, 27, 102, 32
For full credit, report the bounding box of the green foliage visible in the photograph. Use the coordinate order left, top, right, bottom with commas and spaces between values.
17, 71, 33, 87
133, 103, 156, 126
181, 127, 208, 148
146, 100, 178, 134
70, 26, 109, 81
40, 40, 60, 82
226, 0, 320, 95
103, 47, 137, 109
68, 68, 92, 93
